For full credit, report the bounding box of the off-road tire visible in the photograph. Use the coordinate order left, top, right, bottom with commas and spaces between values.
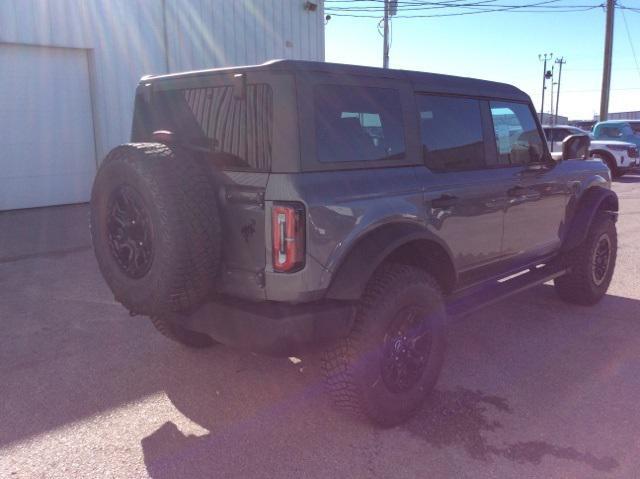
554, 212, 617, 305
150, 316, 217, 348
90, 143, 221, 316
322, 263, 447, 427
592, 151, 621, 178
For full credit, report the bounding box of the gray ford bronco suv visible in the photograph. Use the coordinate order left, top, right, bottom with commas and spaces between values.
91, 60, 618, 426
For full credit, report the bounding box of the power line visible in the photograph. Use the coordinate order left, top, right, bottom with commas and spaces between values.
325, 0, 605, 17
616, 4, 640, 12
619, 5, 640, 81
327, 1, 600, 9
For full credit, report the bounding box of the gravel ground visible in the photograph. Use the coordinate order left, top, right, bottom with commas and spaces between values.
1, 175, 639, 478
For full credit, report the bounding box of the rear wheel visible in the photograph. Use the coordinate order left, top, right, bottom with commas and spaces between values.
322, 263, 446, 427
554, 212, 617, 305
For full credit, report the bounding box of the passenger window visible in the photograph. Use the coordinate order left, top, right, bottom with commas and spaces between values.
416, 95, 485, 172
314, 85, 405, 163
490, 101, 545, 165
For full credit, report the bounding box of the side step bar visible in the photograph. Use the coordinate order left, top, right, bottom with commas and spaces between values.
446, 264, 568, 319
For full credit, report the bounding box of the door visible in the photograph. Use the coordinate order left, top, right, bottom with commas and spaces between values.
414, 94, 510, 275
0, 44, 96, 210
490, 101, 569, 262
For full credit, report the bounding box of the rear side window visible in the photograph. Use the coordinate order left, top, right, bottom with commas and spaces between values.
150, 84, 273, 171
314, 85, 405, 163
416, 95, 485, 172
490, 101, 545, 165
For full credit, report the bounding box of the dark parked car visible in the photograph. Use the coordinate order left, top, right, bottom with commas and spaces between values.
90, 60, 618, 426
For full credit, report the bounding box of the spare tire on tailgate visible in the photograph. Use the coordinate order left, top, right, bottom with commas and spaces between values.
90, 143, 221, 316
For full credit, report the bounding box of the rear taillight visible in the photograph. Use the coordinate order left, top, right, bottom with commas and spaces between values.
272, 203, 305, 273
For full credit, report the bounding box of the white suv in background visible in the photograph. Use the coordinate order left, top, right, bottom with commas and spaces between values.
543, 125, 639, 178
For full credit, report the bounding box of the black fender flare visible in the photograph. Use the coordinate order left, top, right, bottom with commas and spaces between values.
325, 222, 456, 301
561, 186, 618, 253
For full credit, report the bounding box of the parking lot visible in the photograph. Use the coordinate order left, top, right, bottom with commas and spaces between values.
1, 174, 639, 479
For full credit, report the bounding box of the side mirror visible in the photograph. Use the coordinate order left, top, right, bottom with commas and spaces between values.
562, 134, 590, 161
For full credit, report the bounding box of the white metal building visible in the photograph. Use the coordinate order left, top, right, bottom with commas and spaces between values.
0, 0, 325, 210
594, 111, 640, 121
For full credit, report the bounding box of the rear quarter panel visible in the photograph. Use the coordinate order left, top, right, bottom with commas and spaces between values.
263, 168, 426, 302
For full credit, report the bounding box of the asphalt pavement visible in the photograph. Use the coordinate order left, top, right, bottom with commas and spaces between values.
1, 175, 639, 478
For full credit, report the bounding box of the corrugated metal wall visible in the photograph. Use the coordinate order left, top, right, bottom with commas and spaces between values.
0, 0, 324, 161
164, 0, 325, 72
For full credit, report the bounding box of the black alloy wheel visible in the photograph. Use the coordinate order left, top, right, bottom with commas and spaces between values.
107, 185, 154, 279
381, 307, 432, 394
591, 233, 612, 286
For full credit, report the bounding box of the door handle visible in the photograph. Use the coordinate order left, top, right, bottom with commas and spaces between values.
430, 194, 459, 208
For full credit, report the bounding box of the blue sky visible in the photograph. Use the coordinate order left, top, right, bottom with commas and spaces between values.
324, 0, 640, 120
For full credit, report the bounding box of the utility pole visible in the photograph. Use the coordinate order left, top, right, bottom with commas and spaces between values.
600, 0, 615, 121
550, 65, 555, 125
382, 1, 397, 68
539, 53, 553, 122
383, 0, 390, 68
555, 57, 566, 125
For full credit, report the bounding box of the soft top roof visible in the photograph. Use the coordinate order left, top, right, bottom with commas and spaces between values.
143, 59, 530, 103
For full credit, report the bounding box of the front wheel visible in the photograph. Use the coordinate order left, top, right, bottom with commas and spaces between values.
322, 264, 446, 427
554, 212, 617, 305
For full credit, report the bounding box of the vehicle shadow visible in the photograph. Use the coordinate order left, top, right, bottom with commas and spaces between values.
140, 284, 636, 477
614, 173, 640, 183
141, 385, 620, 478
0, 245, 630, 477
404, 388, 618, 472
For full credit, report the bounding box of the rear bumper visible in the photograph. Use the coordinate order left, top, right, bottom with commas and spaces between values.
169, 297, 355, 356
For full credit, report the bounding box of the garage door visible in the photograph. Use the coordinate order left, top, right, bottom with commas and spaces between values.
0, 44, 96, 210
